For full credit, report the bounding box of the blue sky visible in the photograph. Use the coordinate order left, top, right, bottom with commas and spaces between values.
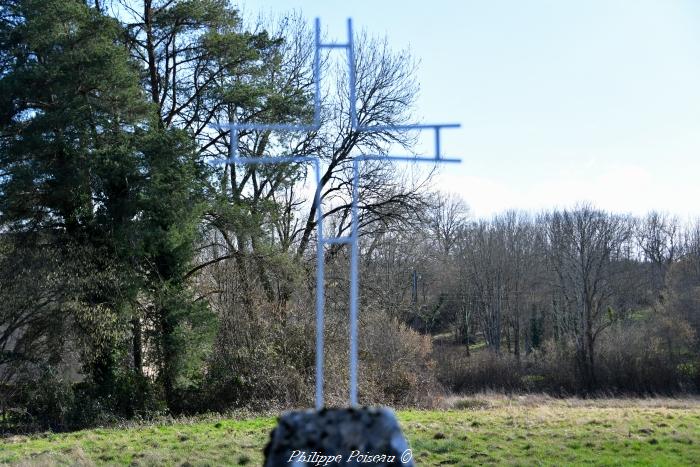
251, 1, 700, 218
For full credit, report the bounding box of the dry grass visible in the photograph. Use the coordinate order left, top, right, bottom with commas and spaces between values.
3, 396, 700, 466
441, 392, 700, 410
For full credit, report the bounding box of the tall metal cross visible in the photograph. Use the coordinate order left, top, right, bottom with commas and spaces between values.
216, 18, 461, 410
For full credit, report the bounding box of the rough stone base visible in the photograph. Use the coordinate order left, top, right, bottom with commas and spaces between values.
263, 407, 414, 466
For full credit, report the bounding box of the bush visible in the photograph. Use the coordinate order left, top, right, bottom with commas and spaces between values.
358, 310, 441, 407
594, 316, 696, 394
203, 303, 315, 411
435, 347, 524, 393
435, 313, 698, 396
2, 362, 167, 434
18, 366, 75, 432
203, 291, 442, 411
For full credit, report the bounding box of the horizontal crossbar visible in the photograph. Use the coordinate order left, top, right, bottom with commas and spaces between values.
215, 155, 460, 165
320, 43, 350, 49
360, 155, 462, 163
323, 236, 353, 245
215, 122, 459, 134
357, 123, 461, 132
218, 156, 317, 165
214, 122, 319, 132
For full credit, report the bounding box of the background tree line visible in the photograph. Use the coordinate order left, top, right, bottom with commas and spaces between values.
400, 200, 700, 396
0, 0, 698, 434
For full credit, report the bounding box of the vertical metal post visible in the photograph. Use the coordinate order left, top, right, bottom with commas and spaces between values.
314, 159, 325, 410
349, 158, 360, 406
314, 18, 321, 127
347, 19, 358, 130
434, 126, 441, 159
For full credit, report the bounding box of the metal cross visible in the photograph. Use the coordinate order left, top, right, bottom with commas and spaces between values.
216, 18, 461, 410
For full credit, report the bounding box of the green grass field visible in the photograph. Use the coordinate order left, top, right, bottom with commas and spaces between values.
2, 396, 700, 466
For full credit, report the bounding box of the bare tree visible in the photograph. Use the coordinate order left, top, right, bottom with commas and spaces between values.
546, 204, 632, 390
459, 220, 509, 353
636, 211, 681, 296
495, 211, 541, 360
429, 192, 470, 256
294, 31, 429, 258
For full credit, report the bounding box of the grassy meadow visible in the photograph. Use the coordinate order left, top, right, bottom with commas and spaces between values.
2, 396, 700, 466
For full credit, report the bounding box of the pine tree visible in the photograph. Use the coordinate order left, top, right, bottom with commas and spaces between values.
0, 0, 211, 416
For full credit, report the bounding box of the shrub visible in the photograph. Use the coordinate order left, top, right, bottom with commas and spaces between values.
203, 291, 442, 411
594, 315, 696, 394
203, 300, 314, 411
19, 366, 75, 432
435, 347, 524, 393
435, 313, 698, 396
358, 310, 441, 407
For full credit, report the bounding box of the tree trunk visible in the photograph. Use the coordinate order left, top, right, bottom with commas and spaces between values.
250, 234, 275, 302
143, 1, 161, 109
463, 303, 470, 357
159, 308, 177, 412
585, 323, 597, 390
132, 317, 142, 376
514, 310, 520, 361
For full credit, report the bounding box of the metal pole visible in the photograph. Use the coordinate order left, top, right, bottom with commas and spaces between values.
314, 159, 325, 409
349, 158, 360, 406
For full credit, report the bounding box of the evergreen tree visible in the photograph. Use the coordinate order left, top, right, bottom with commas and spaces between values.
0, 0, 211, 417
